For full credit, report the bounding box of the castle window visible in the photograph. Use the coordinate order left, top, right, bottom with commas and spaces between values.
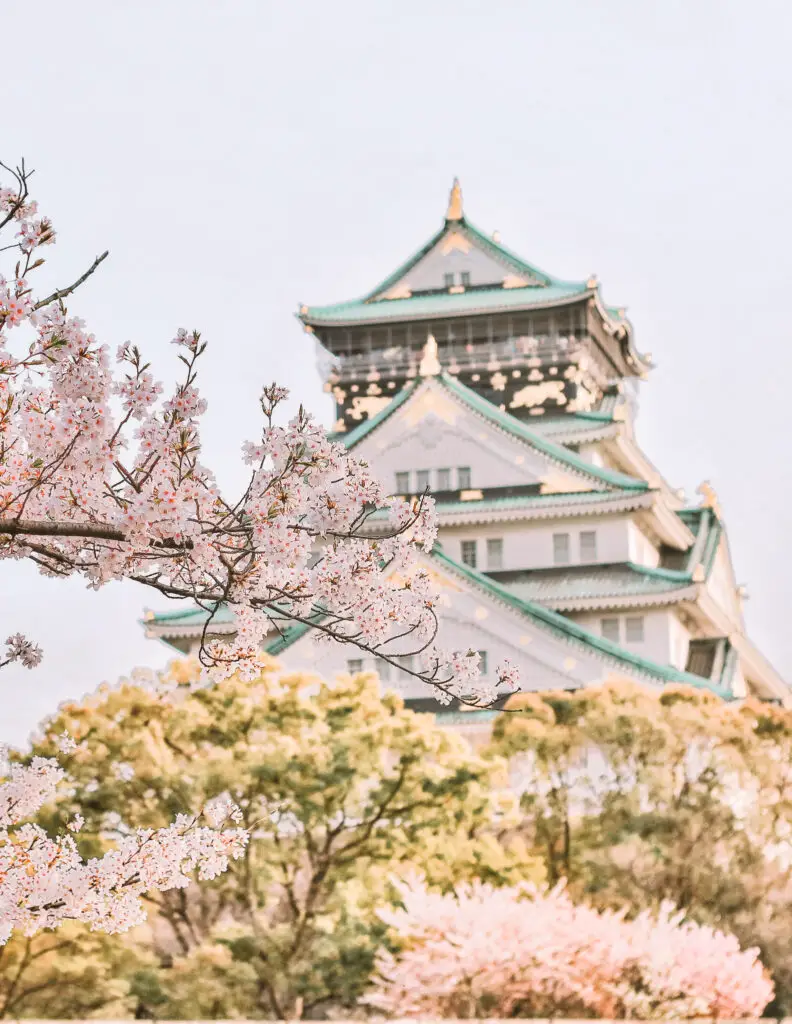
347, 659, 363, 674
395, 471, 410, 493
377, 659, 391, 683
457, 466, 472, 489
553, 533, 570, 565
580, 530, 597, 562
416, 469, 431, 492
444, 272, 455, 289
461, 540, 478, 568
399, 655, 414, 679
487, 538, 503, 570
478, 650, 488, 675
625, 616, 645, 644
461, 271, 471, 287
601, 618, 620, 643
437, 468, 451, 490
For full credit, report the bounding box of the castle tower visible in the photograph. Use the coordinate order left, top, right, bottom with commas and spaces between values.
299, 179, 649, 435
145, 183, 789, 723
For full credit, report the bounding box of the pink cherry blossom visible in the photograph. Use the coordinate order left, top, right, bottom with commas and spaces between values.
367, 877, 774, 1020
0, 753, 248, 945
0, 158, 516, 705
0, 156, 520, 943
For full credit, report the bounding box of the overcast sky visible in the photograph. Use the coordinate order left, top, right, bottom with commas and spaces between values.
3, 0, 791, 744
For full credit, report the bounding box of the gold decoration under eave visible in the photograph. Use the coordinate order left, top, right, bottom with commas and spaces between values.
419, 333, 441, 377
381, 284, 412, 300
347, 395, 390, 421
441, 230, 471, 255
697, 480, 722, 518
446, 177, 464, 221
402, 389, 458, 427
490, 371, 507, 391
510, 381, 566, 409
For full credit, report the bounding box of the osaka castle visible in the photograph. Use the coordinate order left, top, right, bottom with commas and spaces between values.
144, 180, 790, 720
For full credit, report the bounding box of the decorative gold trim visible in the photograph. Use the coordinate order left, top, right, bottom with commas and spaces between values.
460, 489, 484, 501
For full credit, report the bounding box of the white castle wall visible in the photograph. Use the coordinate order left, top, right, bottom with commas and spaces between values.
438, 516, 658, 573
569, 607, 692, 672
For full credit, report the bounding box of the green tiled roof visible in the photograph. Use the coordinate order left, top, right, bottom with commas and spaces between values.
527, 394, 622, 441
430, 547, 731, 698
144, 547, 730, 699
333, 373, 646, 493
301, 214, 602, 327
145, 604, 236, 627
678, 507, 722, 576
348, 490, 651, 526
436, 490, 648, 516
498, 562, 695, 607
303, 281, 591, 326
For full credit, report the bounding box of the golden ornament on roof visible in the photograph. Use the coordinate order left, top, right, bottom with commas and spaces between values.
697, 480, 722, 518
446, 178, 463, 221
419, 333, 441, 377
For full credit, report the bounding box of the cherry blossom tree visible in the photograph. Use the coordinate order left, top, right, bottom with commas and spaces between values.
0, 158, 518, 707
367, 877, 774, 1019
0, 746, 248, 944
0, 157, 519, 943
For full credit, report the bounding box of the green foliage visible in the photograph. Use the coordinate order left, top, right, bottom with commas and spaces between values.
20, 659, 537, 1019
487, 681, 792, 1014
0, 924, 153, 1019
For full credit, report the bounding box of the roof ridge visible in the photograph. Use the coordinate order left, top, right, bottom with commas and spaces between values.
624, 560, 692, 583
362, 222, 449, 302
461, 218, 585, 289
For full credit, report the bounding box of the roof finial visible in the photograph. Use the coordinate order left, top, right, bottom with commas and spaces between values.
446, 178, 463, 221
419, 333, 441, 377
697, 480, 722, 518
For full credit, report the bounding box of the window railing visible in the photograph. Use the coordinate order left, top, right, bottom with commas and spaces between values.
319, 333, 610, 388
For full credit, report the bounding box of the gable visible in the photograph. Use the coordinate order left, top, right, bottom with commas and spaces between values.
372, 225, 544, 300
272, 555, 610, 699
351, 381, 589, 494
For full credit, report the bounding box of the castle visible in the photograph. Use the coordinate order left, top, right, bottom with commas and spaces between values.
144, 181, 789, 728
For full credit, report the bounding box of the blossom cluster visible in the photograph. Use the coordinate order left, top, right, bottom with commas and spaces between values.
0, 752, 247, 944
2, 633, 43, 670
0, 160, 516, 704
367, 878, 774, 1020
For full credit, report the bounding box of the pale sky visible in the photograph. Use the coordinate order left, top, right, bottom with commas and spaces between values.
3, 0, 791, 744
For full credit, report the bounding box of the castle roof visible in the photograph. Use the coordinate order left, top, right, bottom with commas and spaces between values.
299, 181, 645, 374
332, 370, 648, 493
142, 544, 733, 700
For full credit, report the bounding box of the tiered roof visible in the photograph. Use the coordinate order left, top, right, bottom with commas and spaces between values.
332, 370, 647, 493
299, 179, 648, 375
143, 544, 732, 700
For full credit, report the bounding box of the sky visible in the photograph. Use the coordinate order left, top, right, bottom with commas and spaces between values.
2, 0, 791, 743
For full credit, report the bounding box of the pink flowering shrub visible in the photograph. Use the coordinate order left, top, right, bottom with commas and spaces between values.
367, 878, 774, 1019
